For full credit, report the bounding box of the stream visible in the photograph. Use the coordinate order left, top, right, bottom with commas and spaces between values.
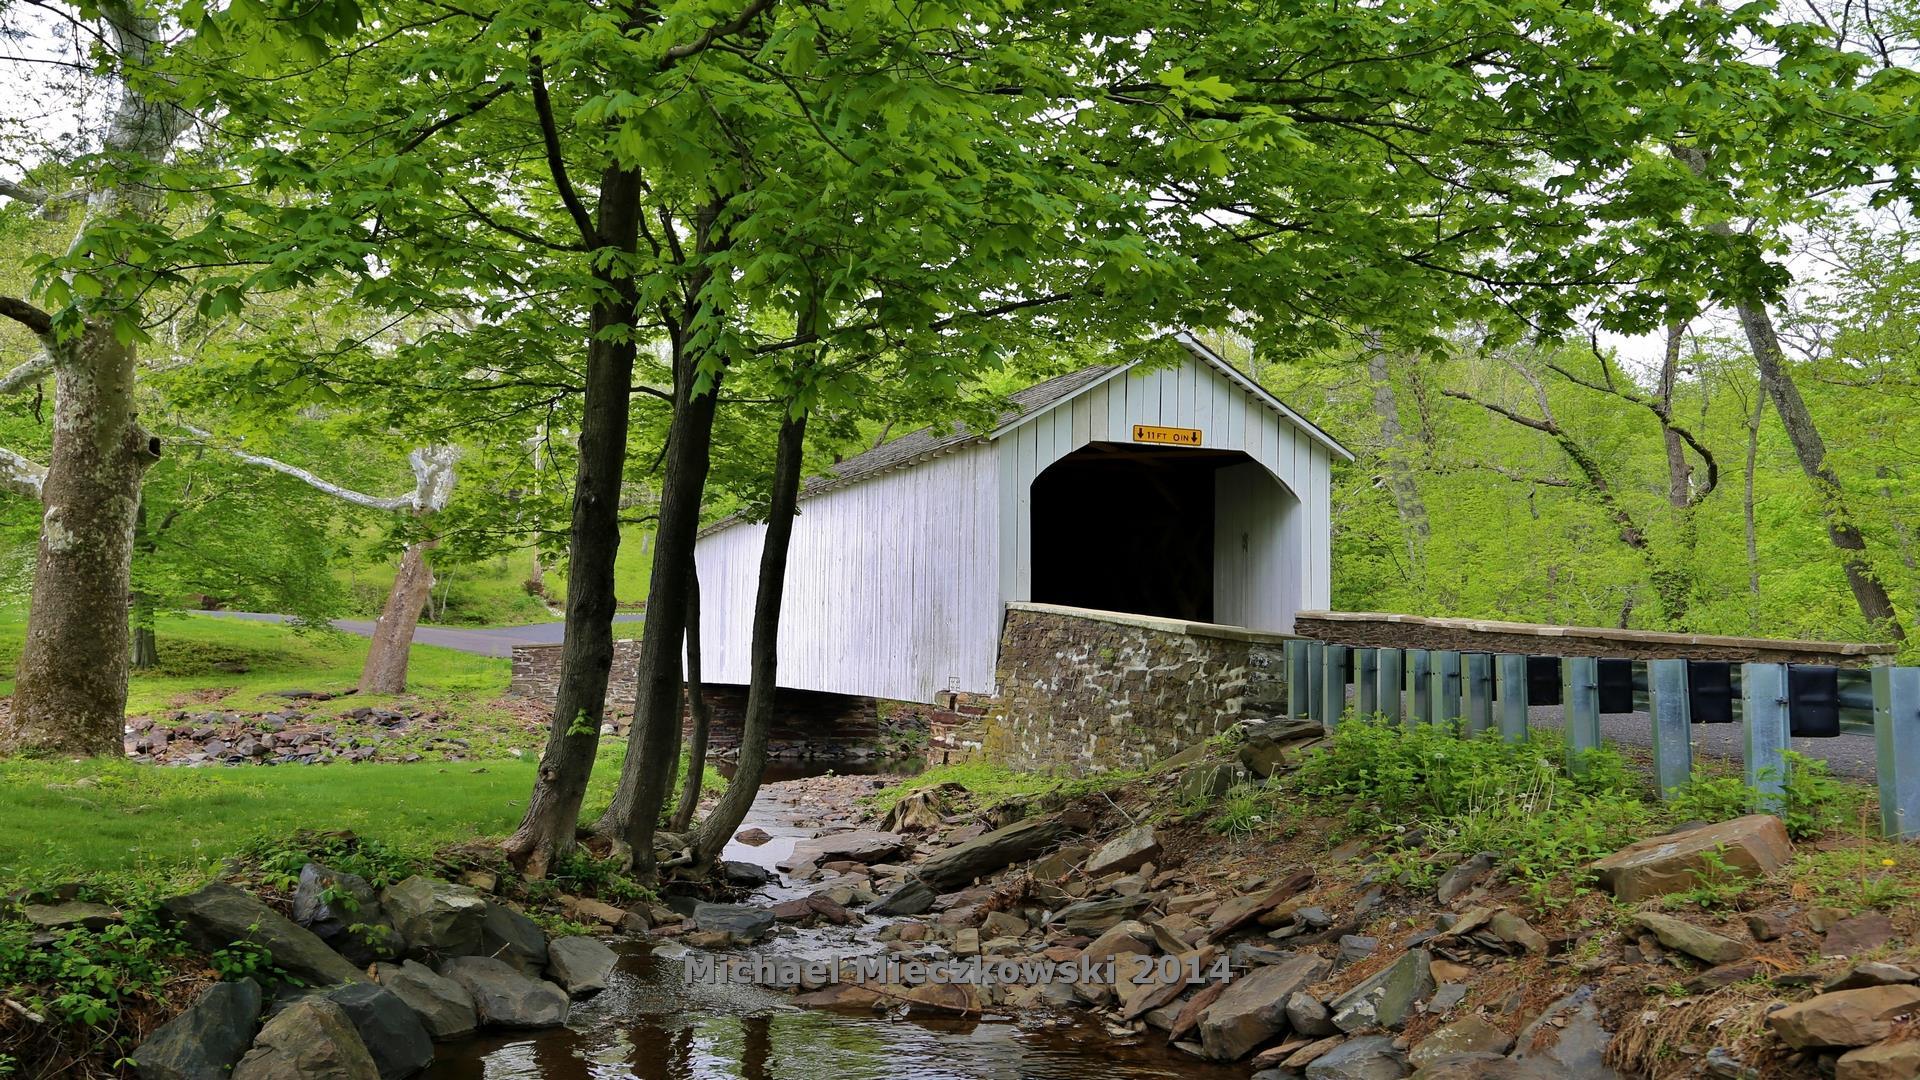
423, 759, 1243, 1080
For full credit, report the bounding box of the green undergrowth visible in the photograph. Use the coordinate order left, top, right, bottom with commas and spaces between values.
1206, 715, 1867, 908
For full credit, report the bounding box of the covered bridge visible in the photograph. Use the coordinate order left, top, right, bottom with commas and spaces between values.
693, 332, 1352, 705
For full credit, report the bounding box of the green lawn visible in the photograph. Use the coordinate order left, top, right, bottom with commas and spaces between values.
333, 523, 654, 626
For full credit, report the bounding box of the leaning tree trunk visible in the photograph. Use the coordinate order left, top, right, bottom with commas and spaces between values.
602, 364, 724, 877
671, 565, 713, 832
5, 325, 160, 756
501, 168, 643, 878
693, 411, 807, 869
1366, 346, 1429, 568
358, 535, 439, 694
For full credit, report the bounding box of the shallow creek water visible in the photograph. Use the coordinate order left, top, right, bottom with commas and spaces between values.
423, 759, 1244, 1080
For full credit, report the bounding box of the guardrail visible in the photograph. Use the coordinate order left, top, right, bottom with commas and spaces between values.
1282, 641, 1920, 842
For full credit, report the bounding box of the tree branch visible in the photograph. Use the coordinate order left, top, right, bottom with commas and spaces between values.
183, 424, 421, 512
0, 447, 47, 499
0, 297, 54, 337
0, 350, 57, 396
659, 0, 777, 69
526, 32, 596, 248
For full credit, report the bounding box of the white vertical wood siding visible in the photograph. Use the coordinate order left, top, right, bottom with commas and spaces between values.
995, 355, 1330, 631
694, 441, 1002, 700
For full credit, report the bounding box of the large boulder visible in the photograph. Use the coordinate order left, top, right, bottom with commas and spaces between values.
693, 903, 776, 944
1200, 953, 1330, 1060
477, 902, 549, 976
293, 864, 391, 968
1085, 826, 1161, 877
1838, 1039, 1920, 1080
547, 936, 618, 998
231, 998, 380, 1080
283, 982, 433, 1080
914, 815, 1074, 892
131, 979, 263, 1080
1767, 986, 1920, 1049
163, 883, 367, 988
1331, 949, 1434, 1032
1588, 816, 1791, 902
383, 876, 487, 960
371, 961, 476, 1041
438, 956, 569, 1029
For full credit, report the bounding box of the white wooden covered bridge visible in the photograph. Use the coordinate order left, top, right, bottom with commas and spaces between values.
692, 333, 1352, 704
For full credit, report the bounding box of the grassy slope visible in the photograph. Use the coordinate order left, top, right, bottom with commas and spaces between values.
334, 523, 655, 627
0, 610, 698, 876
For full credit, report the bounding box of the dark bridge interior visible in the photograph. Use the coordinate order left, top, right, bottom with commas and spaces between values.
1030, 443, 1249, 623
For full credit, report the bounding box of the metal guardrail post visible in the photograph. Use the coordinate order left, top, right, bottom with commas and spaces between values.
1648, 658, 1692, 799
1355, 648, 1379, 717
1563, 657, 1601, 775
1307, 641, 1326, 726
1432, 650, 1463, 727
1377, 647, 1404, 724
1286, 640, 1313, 720
1463, 653, 1492, 736
1322, 644, 1350, 731
1496, 653, 1528, 743
1743, 663, 1791, 813
1873, 666, 1920, 840
1409, 649, 1432, 724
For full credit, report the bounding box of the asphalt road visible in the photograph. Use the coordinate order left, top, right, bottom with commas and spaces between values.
191, 610, 644, 659
1525, 703, 1877, 780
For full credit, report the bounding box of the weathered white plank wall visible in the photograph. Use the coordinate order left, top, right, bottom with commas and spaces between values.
695, 442, 1002, 700
995, 355, 1329, 629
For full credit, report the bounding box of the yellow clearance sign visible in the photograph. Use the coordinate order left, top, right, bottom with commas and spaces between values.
1133, 424, 1203, 446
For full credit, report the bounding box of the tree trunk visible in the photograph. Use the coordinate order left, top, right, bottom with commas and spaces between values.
357, 535, 438, 694
1658, 323, 1692, 510
670, 566, 712, 832
1745, 390, 1764, 601
500, 167, 644, 879
601, 361, 723, 876
5, 324, 160, 756
1366, 346, 1429, 568
1733, 301, 1906, 640
693, 411, 807, 868
130, 496, 158, 671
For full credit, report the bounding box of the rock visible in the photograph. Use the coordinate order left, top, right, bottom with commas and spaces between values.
546, 936, 617, 998
382, 877, 487, 960
457, 870, 497, 894
297, 982, 433, 1080
734, 827, 773, 846
1428, 983, 1468, 1012
1331, 949, 1433, 1032
25, 900, 120, 932
558, 895, 628, 927
1685, 961, 1764, 994
1200, 953, 1330, 1060
981, 910, 1027, 938
1811, 906, 1850, 932
1181, 763, 1240, 803
692, 903, 775, 944
1051, 895, 1155, 933
1630, 913, 1746, 966
915, 814, 1076, 892
231, 998, 379, 1080
437, 956, 569, 1030
872, 880, 935, 916
1410, 1016, 1513, 1068
1509, 986, 1619, 1077
1822, 912, 1896, 958
1081, 920, 1156, 963
1486, 911, 1546, 955
881, 789, 949, 832
1827, 962, 1920, 992
718, 860, 774, 888
1206, 869, 1315, 943
477, 903, 549, 976
131, 979, 263, 1080
293, 864, 390, 967
1086, 826, 1162, 877
1767, 986, 1920, 1048
163, 883, 367, 988
1286, 990, 1336, 1036
1337, 935, 1379, 967
1435, 854, 1496, 904
1306, 1035, 1409, 1079
1239, 736, 1296, 779
370, 961, 475, 1041
1168, 981, 1227, 1043
1407, 1059, 1560, 1079
1588, 815, 1791, 902
781, 830, 906, 871
1744, 912, 1790, 942
1837, 1038, 1920, 1080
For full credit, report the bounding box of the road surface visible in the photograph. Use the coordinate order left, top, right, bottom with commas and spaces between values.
191, 610, 644, 659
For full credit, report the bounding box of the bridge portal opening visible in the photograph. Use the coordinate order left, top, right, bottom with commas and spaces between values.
1031, 443, 1293, 625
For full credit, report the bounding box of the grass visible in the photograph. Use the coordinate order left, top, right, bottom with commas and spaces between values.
333, 523, 655, 626
863, 760, 1142, 815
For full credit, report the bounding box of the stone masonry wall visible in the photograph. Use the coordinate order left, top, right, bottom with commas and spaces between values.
983, 604, 1292, 776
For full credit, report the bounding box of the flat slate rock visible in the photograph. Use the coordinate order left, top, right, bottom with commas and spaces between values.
438, 956, 570, 1030
163, 883, 367, 988
547, 936, 618, 998
131, 978, 263, 1080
